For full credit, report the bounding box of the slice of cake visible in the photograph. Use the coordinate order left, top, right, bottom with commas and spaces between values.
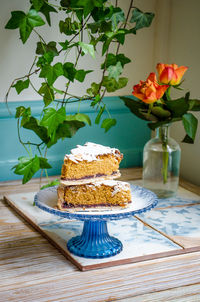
57, 180, 132, 210
60, 142, 123, 185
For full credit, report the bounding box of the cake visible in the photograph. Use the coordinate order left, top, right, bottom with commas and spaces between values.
57, 180, 132, 210
57, 142, 132, 211
60, 142, 123, 185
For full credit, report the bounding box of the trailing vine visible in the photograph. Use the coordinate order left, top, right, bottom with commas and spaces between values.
5, 0, 155, 184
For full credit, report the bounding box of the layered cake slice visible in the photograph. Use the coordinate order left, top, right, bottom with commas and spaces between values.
57, 180, 132, 210
60, 142, 123, 185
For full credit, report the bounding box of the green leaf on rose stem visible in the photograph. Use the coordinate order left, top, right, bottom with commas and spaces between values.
66, 113, 91, 125
36, 41, 58, 56
165, 97, 189, 118
38, 82, 54, 106
75, 69, 93, 82
41, 179, 60, 190
40, 107, 66, 138
130, 8, 155, 31
13, 79, 30, 94
101, 118, 116, 133
107, 62, 122, 81
23, 116, 49, 144
182, 134, 194, 144
110, 7, 125, 30
182, 113, 198, 142
13, 155, 40, 184
151, 106, 171, 119
86, 82, 100, 96
102, 76, 128, 92
39, 63, 64, 85
79, 42, 95, 58
101, 53, 131, 69
95, 105, 105, 124
32, 0, 44, 11
120, 96, 150, 121
147, 118, 182, 131
39, 1, 57, 26
63, 62, 76, 82
188, 99, 200, 111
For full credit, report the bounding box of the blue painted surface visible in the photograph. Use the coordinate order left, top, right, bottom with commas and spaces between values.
0, 96, 150, 181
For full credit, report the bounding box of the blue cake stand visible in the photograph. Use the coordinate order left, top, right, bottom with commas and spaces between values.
34, 184, 157, 259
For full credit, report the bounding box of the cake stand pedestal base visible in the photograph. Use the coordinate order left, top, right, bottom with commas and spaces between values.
67, 220, 123, 259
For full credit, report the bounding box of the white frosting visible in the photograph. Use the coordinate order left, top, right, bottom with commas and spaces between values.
75, 180, 130, 196
65, 142, 120, 163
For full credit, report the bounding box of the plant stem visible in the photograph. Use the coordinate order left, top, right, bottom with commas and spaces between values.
159, 126, 169, 184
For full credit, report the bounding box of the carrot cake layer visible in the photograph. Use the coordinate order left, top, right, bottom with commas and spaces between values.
60, 142, 123, 185
57, 180, 132, 210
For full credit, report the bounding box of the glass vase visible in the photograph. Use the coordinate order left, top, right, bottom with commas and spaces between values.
142, 124, 181, 198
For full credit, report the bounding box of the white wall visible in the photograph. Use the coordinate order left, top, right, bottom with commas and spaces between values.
0, 0, 156, 102
153, 0, 200, 186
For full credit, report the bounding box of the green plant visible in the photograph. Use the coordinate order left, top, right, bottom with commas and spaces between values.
5, 0, 155, 185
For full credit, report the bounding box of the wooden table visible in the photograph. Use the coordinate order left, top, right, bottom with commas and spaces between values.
1, 168, 200, 302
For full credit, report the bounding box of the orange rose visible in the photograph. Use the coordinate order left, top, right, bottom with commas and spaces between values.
132, 73, 169, 104
156, 63, 188, 85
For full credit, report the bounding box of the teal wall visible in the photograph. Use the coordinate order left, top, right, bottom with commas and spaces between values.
0, 96, 150, 182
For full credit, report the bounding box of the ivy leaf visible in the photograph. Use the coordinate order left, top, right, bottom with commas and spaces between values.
102, 76, 128, 92
86, 82, 100, 96
101, 53, 131, 69
13, 155, 40, 184
36, 41, 58, 56
101, 118, 116, 132
59, 18, 79, 35
39, 62, 63, 85
39, 157, 52, 169
182, 113, 198, 142
23, 117, 49, 144
91, 94, 101, 107
75, 69, 93, 82
63, 62, 76, 81
5, 9, 45, 43
130, 8, 155, 31
20, 9, 45, 43
79, 42, 95, 58
40, 107, 66, 138
66, 113, 91, 125
95, 105, 105, 124
47, 120, 85, 147
32, 0, 44, 11
39, 1, 57, 26
38, 82, 54, 106
41, 179, 60, 190
107, 61, 122, 81
59, 40, 69, 50
15, 106, 31, 127
13, 79, 30, 94
77, 0, 103, 17
5, 11, 26, 29
110, 7, 125, 30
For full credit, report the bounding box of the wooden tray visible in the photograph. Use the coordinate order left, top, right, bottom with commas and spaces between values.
4, 180, 200, 271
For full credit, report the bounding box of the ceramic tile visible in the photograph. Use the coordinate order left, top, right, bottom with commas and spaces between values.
137, 204, 200, 248
40, 217, 180, 266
